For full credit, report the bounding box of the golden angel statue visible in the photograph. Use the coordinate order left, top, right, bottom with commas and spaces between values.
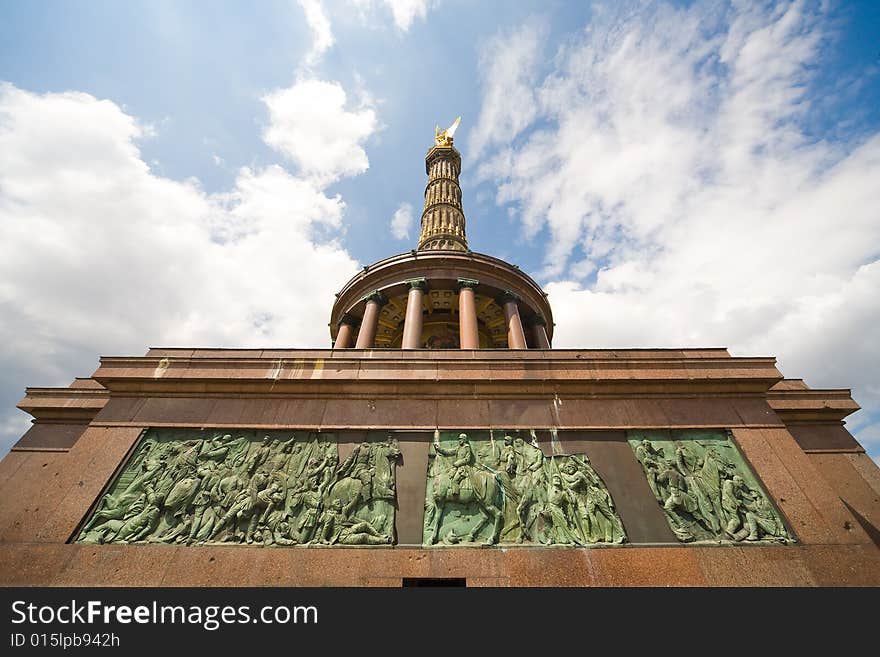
434, 116, 461, 147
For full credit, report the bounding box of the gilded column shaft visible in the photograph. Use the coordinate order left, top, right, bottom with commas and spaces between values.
418, 144, 468, 252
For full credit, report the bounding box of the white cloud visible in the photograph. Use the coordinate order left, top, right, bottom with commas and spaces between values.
0, 82, 363, 453
474, 3, 880, 455
263, 78, 378, 183
390, 202, 414, 240
382, 0, 434, 31
468, 21, 546, 159
0, 413, 31, 447
298, 0, 335, 67
352, 0, 437, 32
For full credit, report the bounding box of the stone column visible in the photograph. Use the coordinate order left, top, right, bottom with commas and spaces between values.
497, 291, 527, 349
333, 315, 359, 349
457, 278, 480, 349
401, 278, 427, 349
355, 290, 387, 349
527, 315, 551, 349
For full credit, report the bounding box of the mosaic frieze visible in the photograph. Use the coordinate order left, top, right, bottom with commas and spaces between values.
628, 430, 793, 544
423, 431, 626, 546
77, 429, 400, 546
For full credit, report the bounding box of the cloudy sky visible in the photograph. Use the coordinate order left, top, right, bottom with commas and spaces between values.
1, 0, 878, 462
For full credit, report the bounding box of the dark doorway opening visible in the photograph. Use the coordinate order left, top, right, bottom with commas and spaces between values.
402, 578, 467, 587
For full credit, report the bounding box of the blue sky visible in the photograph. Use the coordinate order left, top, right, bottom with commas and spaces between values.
1, 0, 878, 462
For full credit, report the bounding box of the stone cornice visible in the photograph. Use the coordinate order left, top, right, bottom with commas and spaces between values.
17, 386, 109, 421
90, 351, 782, 396
767, 386, 859, 422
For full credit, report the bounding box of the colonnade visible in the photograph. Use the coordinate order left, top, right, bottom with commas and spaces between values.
333, 278, 551, 350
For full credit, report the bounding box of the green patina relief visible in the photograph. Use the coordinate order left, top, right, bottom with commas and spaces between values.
628, 430, 793, 544
77, 429, 400, 546
423, 431, 626, 546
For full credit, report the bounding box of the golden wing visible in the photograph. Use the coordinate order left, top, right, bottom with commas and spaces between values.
445, 116, 461, 139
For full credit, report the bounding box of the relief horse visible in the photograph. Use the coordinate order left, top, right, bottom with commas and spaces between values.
426, 465, 504, 546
